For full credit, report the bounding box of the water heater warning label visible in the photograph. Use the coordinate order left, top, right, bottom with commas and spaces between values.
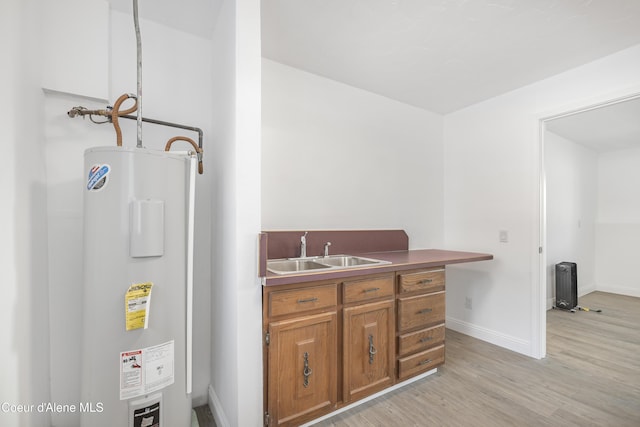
120, 341, 174, 400
121, 350, 143, 397
125, 282, 153, 331
87, 164, 111, 191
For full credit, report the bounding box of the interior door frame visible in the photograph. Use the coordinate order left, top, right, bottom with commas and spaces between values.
534, 88, 640, 359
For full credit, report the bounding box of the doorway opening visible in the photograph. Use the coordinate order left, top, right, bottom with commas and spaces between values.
538, 92, 640, 358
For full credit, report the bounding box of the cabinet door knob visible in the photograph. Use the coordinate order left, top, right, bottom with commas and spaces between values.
303, 352, 313, 388
418, 308, 433, 314
363, 287, 381, 293
368, 334, 377, 364
418, 279, 433, 285
419, 358, 432, 366
297, 297, 318, 304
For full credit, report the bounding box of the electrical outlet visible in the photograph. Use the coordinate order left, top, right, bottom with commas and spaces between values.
465, 297, 472, 310
499, 230, 509, 243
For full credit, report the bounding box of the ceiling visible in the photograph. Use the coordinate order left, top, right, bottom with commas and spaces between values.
546, 96, 640, 153
110, 0, 640, 114
262, 0, 640, 114
110, 0, 640, 152
109, 0, 221, 39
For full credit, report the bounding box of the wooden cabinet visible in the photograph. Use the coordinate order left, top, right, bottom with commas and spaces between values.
343, 274, 394, 304
263, 267, 447, 425
267, 312, 337, 426
264, 282, 338, 427
396, 267, 446, 380
398, 268, 445, 294
342, 275, 395, 403
397, 291, 445, 331
398, 344, 445, 380
267, 284, 338, 317
397, 324, 445, 355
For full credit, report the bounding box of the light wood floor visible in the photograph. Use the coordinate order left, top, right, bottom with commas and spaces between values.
311, 291, 640, 426
195, 292, 639, 426
194, 403, 215, 427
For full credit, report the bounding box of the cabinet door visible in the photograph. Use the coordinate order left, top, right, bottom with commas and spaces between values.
267, 312, 337, 427
343, 299, 395, 403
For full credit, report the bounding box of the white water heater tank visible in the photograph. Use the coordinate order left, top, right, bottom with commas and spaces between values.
81, 146, 195, 426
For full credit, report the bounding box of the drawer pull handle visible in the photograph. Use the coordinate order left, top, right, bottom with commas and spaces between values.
419, 337, 433, 343
418, 279, 433, 284
368, 334, 377, 364
302, 352, 313, 388
418, 308, 433, 314
363, 287, 381, 293
297, 297, 318, 304
419, 358, 432, 366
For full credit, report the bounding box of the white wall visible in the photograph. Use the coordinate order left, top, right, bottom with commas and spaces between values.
544, 132, 640, 301
595, 146, 640, 297
41, 0, 109, 100
544, 131, 598, 307
34, 3, 214, 426
262, 43, 640, 360
208, 1, 263, 426
0, 1, 51, 427
443, 44, 640, 358
2, 0, 263, 425
262, 59, 444, 249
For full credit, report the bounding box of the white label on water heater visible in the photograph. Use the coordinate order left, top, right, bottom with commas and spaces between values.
120, 341, 175, 400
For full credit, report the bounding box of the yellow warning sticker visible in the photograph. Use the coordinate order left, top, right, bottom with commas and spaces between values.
125, 282, 153, 331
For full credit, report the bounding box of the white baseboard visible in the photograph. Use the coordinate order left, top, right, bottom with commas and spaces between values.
549, 285, 640, 302
547, 297, 554, 310
595, 285, 640, 298
579, 284, 597, 297
208, 384, 230, 427
446, 317, 531, 357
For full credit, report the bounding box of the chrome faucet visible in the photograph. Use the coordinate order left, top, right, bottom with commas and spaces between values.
324, 242, 332, 257
300, 232, 308, 258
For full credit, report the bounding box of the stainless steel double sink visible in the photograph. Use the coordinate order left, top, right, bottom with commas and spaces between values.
267, 255, 390, 275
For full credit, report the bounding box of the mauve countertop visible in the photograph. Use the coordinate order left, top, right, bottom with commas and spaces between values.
263, 249, 493, 286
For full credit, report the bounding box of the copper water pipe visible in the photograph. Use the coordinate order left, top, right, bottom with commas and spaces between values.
67, 105, 205, 163
111, 94, 138, 147
165, 136, 204, 174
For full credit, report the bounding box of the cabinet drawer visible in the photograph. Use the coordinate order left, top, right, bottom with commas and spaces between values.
397, 291, 445, 332
398, 268, 445, 294
397, 344, 445, 380
269, 284, 337, 317
343, 275, 394, 304
398, 324, 445, 356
